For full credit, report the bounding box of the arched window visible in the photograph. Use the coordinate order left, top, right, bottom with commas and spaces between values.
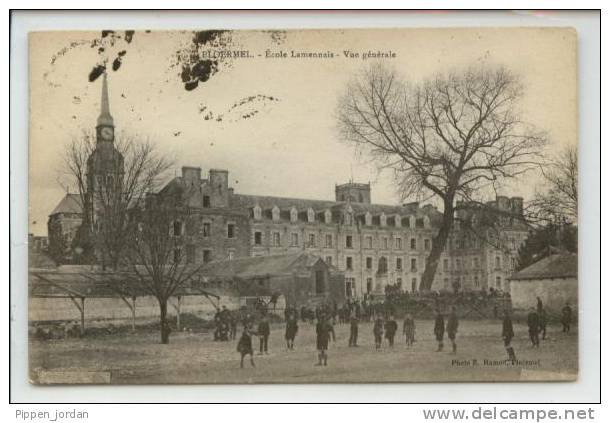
253, 205, 262, 220
307, 207, 315, 223
394, 214, 402, 228
290, 207, 298, 223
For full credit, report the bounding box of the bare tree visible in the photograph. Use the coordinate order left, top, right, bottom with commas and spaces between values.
62, 131, 173, 268
337, 64, 546, 291
528, 145, 578, 224
125, 194, 202, 344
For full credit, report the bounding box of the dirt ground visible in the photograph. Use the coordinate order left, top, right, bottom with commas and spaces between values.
29, 319, 578, 384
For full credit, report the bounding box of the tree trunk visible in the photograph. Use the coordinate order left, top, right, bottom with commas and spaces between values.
419, 199, 454, 292
159, 298, 170, 344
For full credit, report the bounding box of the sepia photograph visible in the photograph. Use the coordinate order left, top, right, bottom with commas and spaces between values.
27, 26, 579, 385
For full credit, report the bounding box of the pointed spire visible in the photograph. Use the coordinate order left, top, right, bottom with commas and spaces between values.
97, 72, 114, 127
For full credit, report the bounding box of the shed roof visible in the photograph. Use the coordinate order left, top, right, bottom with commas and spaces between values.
199, 252, 330, 280
509, 253, 578, 281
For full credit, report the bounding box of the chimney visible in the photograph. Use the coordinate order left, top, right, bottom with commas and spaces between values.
182, 166, 202, 186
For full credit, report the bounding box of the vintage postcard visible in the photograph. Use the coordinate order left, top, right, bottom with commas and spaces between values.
28, 27, 578, 384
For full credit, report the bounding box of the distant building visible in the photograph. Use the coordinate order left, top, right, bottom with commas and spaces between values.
47, 194, 83, 262
509, 252, 578, 313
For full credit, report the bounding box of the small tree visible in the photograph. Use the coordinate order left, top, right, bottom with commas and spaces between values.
125, 194, 202, 344
337, 64, 547, 291
528, 145, 578, 225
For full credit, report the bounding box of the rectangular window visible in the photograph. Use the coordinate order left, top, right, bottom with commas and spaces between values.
444, 278, 449, 289
308, 233, 316, 247
366, 278, 373, 294
443, 258, 449, 271
203, 195, 210, 208
424, 239, 431, 250
273, 232, 281, 247
474, 275, 480, 288
383, 237, 389, 249
396, 277, 402, 288
325, 256, 333, 266
202, 222, 211, 237
203, 249, 211, 263
366, 236, 373, 249
325, 234, 333, 248
410, 238, 417, 250
395, 237, 402, 250
227, 223, 235, 239
366, 257, 373, 270
228, 250, 235, 260
410, 258, 417, 272
456, 258, 462, 270
346, 256, 353, 270
346, 235, 353, 248
345, 278, 355, 298
173, 221, 183, 236
291, 233, 299, 247
254, 231, 263, 246
396, 257, 403, 271
496, 276, 502, 288
186, 245, 195, 264
495, 256, 501, 269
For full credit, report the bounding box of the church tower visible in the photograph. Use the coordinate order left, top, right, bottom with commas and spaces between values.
85, 72, 124, 230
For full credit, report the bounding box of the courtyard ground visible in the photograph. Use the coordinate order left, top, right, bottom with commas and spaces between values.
29, 319, 578, 384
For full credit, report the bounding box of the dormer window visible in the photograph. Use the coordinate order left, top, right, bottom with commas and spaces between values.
290, 207, 298, 223
380, 213, 387, 227
409, 215, 416, 229
253, 205, 262, 220
324, 209, 332, 224
307, 207, 315, 223
423, 215, 430, 228
365, 211, 372, 226
394, 214, 401, 228
272, 205, 280, 221
344, 213, 353, 226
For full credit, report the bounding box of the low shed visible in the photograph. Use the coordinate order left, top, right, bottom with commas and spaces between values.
198, 252, 345, 307
509, 253, 578, 313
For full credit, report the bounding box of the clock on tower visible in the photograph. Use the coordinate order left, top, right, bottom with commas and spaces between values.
96, 72, 115, 143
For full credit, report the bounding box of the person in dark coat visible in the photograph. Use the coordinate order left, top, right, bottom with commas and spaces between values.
446, 306, 459, 354
527, 307, 540, 347
229, 311, 238, 341
538, 308, 547, 340
348, 312, 359, 347
285, 310, 299, 350
257, 314, 271, 354
502, 310, 517, 362
373, 314, 384, 350
237, 323, 257, 368
536, 297, 543, 315
561, 302, 573, 333
384, 314, 398, 347
433, 309, 445, 352
403, 313, 415, 347
315, 314, 335, 366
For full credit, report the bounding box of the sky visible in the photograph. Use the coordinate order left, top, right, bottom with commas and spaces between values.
28, 28, 577, 236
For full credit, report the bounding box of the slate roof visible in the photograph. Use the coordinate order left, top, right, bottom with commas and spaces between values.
509, 253, 578, 281
199, 252, 329, 280
231, 193, 441, 220
50, 194, 83, 215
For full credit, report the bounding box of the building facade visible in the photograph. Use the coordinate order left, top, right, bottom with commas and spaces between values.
158, 166, 529, 298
